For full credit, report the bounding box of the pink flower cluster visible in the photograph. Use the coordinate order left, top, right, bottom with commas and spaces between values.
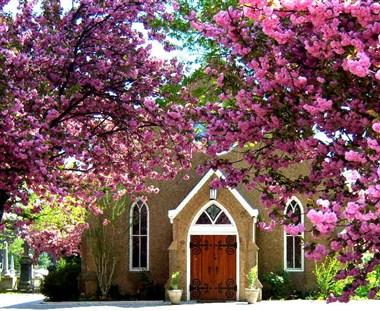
284, 223, 305, 235
372, 122, 380, 133
25, 223, 87, 259
307, 210, 338, 234
303, 97, 333, 115
343, 52, 371, 78
344, 151, 366, 164
305, 244, 328, 261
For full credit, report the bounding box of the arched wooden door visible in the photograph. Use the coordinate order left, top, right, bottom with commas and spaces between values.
190, 235, 237, 301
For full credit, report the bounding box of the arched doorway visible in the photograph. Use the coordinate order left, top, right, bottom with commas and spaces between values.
186, 201, 239, 301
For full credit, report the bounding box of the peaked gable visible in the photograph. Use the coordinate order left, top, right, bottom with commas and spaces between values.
168, 169, 259, 223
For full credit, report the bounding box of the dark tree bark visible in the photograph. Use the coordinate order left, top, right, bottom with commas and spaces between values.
0, 190, 9, 223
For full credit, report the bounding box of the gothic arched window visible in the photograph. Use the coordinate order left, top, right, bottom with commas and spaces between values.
130, 199, 149, 271
284, 198, 304, 271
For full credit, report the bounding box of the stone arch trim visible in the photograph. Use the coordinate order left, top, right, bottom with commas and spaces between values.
167, 177, 260, 301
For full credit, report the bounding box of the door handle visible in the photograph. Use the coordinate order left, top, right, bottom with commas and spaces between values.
216, 266, 219, 274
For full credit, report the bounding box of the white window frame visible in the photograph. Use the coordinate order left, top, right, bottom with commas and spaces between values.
129, 198, 149, 272
283, 196, 304, 272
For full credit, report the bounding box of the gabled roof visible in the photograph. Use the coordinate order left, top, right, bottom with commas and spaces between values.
168, 169, 259, 223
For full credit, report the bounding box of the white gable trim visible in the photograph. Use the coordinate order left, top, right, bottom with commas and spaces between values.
168, 169, 258, 223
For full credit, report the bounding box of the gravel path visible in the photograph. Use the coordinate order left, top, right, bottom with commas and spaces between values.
1, 294, 379, 311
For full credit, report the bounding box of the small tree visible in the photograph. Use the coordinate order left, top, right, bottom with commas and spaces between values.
86, 190, 129, 299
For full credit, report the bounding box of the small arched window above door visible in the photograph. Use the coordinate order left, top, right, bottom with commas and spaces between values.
195, 204, 232, 225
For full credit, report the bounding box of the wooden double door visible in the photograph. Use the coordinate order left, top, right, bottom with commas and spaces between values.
190, 235, 237, 301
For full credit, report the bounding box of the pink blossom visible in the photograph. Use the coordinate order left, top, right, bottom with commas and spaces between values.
372, 122, 380, 133
345, 202, 360, 220
316, 199, 330, 208
258, 220, 276, 232
344, 150, 366, 164
303, 97, 333, 115
172, 1, 180, 11
102, 218, 110, 226
284, 223, 304, 235
343, 52, 371, 77
305, 244, 328, 261
217, 74, 224, 87
210, 178, 223, 189
375, 70, 380, 81
295, 76, 307, 87
307, 210, 337, 234
214, 11, 231, 28
344, 170, 361, 183
46, 109, 60, 123
330, 240, 342, 251
367, 185, 380, 199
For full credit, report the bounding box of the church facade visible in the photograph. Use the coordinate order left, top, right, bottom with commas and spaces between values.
80, 162, 316, 301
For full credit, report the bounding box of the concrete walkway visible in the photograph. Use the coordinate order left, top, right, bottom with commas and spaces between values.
0, 294, 379, 310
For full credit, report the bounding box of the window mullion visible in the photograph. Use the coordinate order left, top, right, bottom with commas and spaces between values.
139, 208, 141, 235
138, 209, 141, 269
293, 236, 295, 269
139, 235, 141, 268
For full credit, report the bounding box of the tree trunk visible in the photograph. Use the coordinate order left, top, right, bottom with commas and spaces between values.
0, 189, 10, 222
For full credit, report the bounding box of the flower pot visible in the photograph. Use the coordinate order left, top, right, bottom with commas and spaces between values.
245, 288, 260, 304
167, 289, 183, 305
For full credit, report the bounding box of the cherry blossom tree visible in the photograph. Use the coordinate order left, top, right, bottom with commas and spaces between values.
189, 0, 380, 301
0, 0, 194, 223
85, 190, 130, 298
23, 193, 87, 260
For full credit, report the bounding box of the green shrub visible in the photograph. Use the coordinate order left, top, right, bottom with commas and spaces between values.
313, 256, 347, 299
41, 257, 81, 301
169, 271, 180, 290
314, 254, 380, 300
262, 271, 292, 299
355, 258, 380, 299
247, 266, 258, 289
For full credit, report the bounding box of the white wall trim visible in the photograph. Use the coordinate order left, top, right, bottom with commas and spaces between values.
283, 196, 304, 272
168, 169, 258, 223
186, 200, 240, 301
129, 198, 150, 272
